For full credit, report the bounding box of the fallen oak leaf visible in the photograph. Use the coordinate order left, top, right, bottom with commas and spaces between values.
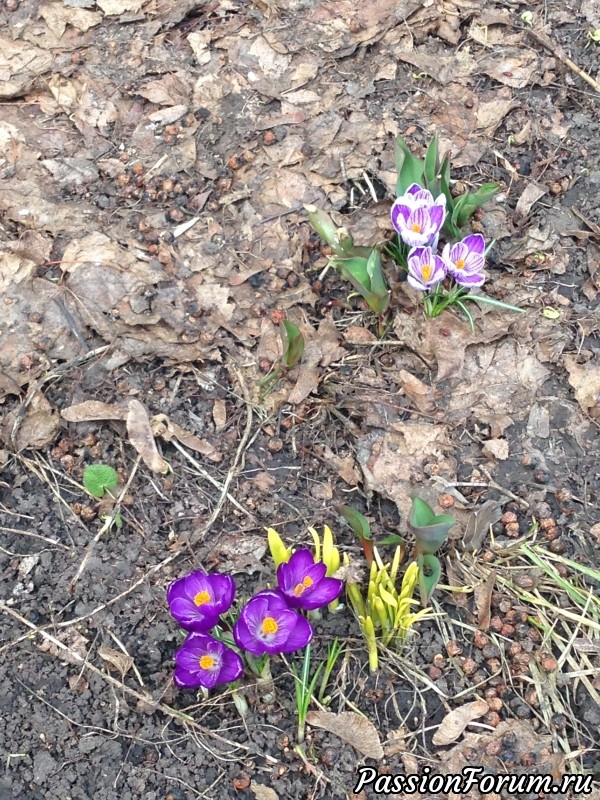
306, 710, 384, 760
126, 399, 167, 473
432, 700, 489, 746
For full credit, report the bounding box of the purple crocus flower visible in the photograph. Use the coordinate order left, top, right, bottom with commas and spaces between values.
173, 632, 243, 689
391, 183, 447, 247
167, 570, 235, 633
407, 246, 447, 292
277, 549, 343, 611
442, 234, 486, 287
233, 590, 313, 656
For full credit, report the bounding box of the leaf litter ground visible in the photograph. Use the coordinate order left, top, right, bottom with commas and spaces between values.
1, 0, 599, 798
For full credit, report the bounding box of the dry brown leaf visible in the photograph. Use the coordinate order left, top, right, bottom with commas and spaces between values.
96, 0, 144, 14
515, 182, 547, 217
288, 318, 345, 405
563, 356, 600, 418
126, 400, 167, 473
39, 3, 102, 36
306, 710, 384, 760
432, 700, 489, 746
98, 644, 134, 677
1, 391, 61, 451
137, 72, 191, 106
62, 401, 127, 422
0, 37, 53, 99
463, 501, 502, 552
480, 51, 538, 89
318, 445, 361, 486
250, 784, 278, 800
439, 719, 565, 800
481, 439, 509, 460
212, 399, 227, 432
398, 369, 436, 413
474, 571, 496, 631
154, 415, 222, 463
356, 424, 454, 518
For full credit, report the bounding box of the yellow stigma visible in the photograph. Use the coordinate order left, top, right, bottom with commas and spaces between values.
199, 655, 215, 669
411, 223, 422, 233
293, 576, 314, 596
262, 616, 279, 635
455, 258, 465, 270
422, 264, 432, 281
193, 590, 211, 607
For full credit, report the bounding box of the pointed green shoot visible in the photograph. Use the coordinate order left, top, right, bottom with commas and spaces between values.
338, 505, 374, 565
395, 136, 426, 195
424, 134, 439, 185
417, 554, 442, 606
280, 320, 305, 368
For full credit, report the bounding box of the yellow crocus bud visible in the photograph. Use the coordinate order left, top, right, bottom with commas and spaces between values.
321, 525, 340, 576
309, 527, 321, 563
267, 528, 292, 569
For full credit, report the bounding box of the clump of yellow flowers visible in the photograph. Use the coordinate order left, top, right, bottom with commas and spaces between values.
345, 547, 432, 671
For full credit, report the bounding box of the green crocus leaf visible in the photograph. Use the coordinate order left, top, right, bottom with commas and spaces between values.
366, 249, 390, 312
424, 134, 439, 185
409, 497, 456, 556
280, 320, 305, 368
418, 554, 442, 606
395, 137, 425, 195
83, 464, 118, 499
333, 255, 389, 314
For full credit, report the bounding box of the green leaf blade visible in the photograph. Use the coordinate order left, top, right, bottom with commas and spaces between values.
83, 464, 118, 499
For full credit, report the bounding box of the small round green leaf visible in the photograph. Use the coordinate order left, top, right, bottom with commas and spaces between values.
83, 464, 118, 499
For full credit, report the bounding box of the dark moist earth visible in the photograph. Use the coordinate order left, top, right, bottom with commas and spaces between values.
1, 0, 600, 798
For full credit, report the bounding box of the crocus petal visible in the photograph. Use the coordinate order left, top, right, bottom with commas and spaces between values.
430, 255, 448, 284
219, 649, 244, 684
391, 202, 412, 231
405, 183, 424, 196
276, 614, 313, 652
173, 666, 202, 688
462, 252, 485, 273
232, 614, 255, 652
455, 272, 486, 287
462, 233, 485, 255
168, 598, 219, 632
299, 577, 344, 610
407, 275, 428, 292
427, 202, 446, 233
207, 574, 236, 611
173, 633, 243, 689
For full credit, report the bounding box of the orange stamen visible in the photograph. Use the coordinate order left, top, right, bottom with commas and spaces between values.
193, 590, 211, 607
422, 264, 432, 281
262, 616, 278, 635
199, 655, 215, 669
292, 576, 314, 596
455, 258, 465, 270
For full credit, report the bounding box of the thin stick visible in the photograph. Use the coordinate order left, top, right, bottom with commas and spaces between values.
528, 29, 600, 94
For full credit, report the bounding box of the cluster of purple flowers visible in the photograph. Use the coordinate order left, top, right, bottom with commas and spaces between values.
391, 183, 486, 291
167, 549, 343, 689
